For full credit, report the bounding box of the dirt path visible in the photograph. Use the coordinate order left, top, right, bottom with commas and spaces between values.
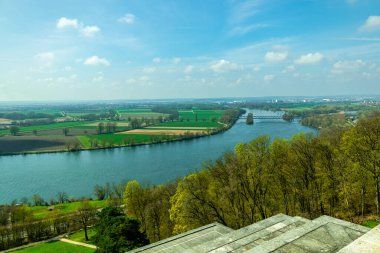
60, 238, 97, 249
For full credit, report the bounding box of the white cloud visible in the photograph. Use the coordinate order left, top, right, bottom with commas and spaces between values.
265, 51, 288, 63
359, 16, 380, 32
282, 65, 295, 74
331, 60, 366, 74
346, 0, 357, 5
210, 59, 240, 72
118, 13, 135, 24
264, 74, 274, 81
184, 65, 194, 74
143, 67, 156, 74
152, 57, 161, 63
57, 17, 78, 29
81, 26, 100, 37
84, 56, 110, 66
294, 52, 324, 65
57, 17, 100, 37
172, 57, 181, 64
34, 52, 55, 62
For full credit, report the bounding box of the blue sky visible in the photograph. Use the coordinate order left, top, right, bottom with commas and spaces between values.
0, 0, 380, 101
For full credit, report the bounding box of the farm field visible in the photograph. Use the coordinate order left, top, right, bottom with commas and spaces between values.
117, 108, 168, 120
13, 240, 95, 253
30, 200, 108, 220
0, 108, 227, 154
0, 121, 91, 135
78, 133, 173, 148
118, 129, 206, 135
155, 121, 223, 128
0, 135, 77, 153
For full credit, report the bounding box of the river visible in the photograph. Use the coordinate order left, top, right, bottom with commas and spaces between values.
0, 110, 316, 204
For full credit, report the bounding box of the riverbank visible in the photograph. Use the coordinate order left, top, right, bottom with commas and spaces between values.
0, 109, 315, 204
0, 123, 233, 157
0, 109, 240, 156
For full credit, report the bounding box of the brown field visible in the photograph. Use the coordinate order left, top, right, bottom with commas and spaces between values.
0, 136, 78, 153
0, 118, 12, 124
117, 129, 206, 135
145, 126, 209, 130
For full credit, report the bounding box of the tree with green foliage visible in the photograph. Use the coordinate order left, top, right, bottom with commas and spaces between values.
93, 207, 148, 252
9, 126, 19, 136
246, 113, 254, 124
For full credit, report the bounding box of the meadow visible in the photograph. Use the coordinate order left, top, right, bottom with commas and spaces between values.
30, 200, 108, 220
0, 107, 226, 154
13, 241, 95, 253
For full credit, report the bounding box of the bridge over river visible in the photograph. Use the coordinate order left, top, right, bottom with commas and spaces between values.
240, 111, 285, 120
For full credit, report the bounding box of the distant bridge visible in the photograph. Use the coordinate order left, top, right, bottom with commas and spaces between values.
240, 115, 284, 120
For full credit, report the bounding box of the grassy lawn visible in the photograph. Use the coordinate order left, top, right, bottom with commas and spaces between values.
362, 220, 380, 228
30, 200, 108, 220
179, 110, 224, 121
68, 228, 96, 245
14, 240, 95, 253
78, 133, 168, 148
0, 121, 92, 135
155, 121, 223, 128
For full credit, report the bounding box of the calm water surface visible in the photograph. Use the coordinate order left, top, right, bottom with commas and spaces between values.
0, 110, 316, 203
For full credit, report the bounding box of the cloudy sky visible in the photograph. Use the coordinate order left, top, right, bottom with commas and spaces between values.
0, 0, 380, 101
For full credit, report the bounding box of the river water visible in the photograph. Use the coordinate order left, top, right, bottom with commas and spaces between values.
0, 110, 316, 204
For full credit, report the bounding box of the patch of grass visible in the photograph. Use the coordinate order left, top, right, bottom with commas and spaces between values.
362, 220, 380, 228
78, 133, 181, 148
30, 200, 107, 220
14, 240, 95, 253
0, 121, 93, 135
156, 121, 223, 128
119, 112, 167, 120
68, 228, 96, 245
117, 108, 152, 113
178, 110, 224, 122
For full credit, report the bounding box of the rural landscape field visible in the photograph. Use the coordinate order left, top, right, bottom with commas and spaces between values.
0, 106, 231, 155
1, 0, 380, 252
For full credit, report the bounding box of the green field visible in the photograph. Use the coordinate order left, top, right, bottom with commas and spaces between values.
68, 228, 96, 245
0, 121, 91, 135
156, 121, 223, 128
14, 241, 95, 253
78, 133, 172, 148
362, 220, 380, 229
179, 110, 223, 121
0, 109, 226, 154
30, 200, 107, 220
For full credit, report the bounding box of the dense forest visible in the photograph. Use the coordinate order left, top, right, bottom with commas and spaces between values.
124, 114, 380, 243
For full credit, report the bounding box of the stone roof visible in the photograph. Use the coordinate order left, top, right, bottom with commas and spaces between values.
127, 214, 378, 253
128, 222, 233, 253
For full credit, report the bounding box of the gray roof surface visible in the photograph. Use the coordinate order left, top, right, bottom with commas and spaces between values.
127, 214, 375, 253
127, 222, 233, 253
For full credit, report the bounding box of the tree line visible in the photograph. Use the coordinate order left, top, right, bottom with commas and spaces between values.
124, 115, 380, 242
